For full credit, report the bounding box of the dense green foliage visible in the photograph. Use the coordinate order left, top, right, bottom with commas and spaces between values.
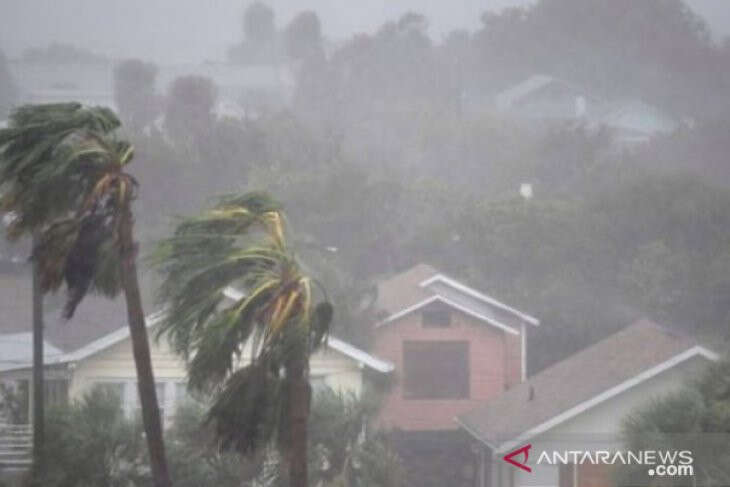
0, 103, 172, 485
29, 385, 402, 487
0, 103, 129, 316
307, 389, 404, 487
30, 387, 148, 487
621, 359, 730, 485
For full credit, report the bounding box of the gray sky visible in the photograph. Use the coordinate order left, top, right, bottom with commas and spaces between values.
1, 0, 728, 64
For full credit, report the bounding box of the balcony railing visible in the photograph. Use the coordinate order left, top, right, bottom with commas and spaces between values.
0, 423, 32, 473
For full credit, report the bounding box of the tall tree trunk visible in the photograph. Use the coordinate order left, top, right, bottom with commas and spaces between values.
119, 208, 172, 487
31, 234, 44, 468
287, 349, 310, 487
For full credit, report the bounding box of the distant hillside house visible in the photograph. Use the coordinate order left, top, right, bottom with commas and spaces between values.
458, 320, 718, 487
496, 74, 679, 146
495, 75, 597, 121
592, 99, 678, 146
0, 269, 392, 426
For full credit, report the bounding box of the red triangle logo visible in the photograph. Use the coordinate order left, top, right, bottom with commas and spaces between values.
503, 444, 532, 472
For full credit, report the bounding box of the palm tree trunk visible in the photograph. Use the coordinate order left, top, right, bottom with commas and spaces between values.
287, 350, 310, 487
118, 208, 172, 487
31, 234, 44, 468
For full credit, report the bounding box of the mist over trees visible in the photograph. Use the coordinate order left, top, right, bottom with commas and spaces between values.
285, 11, 324, 61
228, 2, 281, 64
7, 0, 725, 373
1, 2, 729, 486
113, 59, 161, 131
21, 42, 107, 65
164, 75, 218, 147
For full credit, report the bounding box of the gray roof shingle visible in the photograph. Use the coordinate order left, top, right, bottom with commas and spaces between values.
457, 320, 706, 449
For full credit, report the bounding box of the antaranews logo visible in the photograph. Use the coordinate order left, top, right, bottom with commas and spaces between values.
502, 445, 694, 478
503, 444, 532, 473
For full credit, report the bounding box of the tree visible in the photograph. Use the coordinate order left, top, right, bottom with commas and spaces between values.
31, 387, 148, 487
153, 191, 333, 487
243, 2, 276, 44
285, 11, 323, 61
621, 359, 730, 485
166, 401, 260, 487
228, 2, 280, 65
473, 0, 716, 114
113, 59, 160, 131
0, 103, 172, 487
0, 103, 120, 468
0, 48, 18, 119
164, 75, 217, 147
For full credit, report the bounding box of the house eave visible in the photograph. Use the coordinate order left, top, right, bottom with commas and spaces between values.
376, 295, 520, 335
419, 274, 540, 326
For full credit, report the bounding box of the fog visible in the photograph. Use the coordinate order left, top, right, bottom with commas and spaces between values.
1, 1, 730, 486
2, 0, 730, 63
1, 0, 527, 62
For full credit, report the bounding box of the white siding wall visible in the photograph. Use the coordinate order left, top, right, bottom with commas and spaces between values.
68, 332, 365, 419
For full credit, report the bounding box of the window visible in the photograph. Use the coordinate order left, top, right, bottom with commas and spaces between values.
422, 304, 452, 328
95, 381, 125, 402
403, 341, 469, 399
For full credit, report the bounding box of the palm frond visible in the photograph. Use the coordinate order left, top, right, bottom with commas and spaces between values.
154, 191, 333, 458
206, 360, 284, 455
0, 103, 137, 318
0, 104, 121, 235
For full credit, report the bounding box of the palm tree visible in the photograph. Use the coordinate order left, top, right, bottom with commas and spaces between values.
153, 192, 332, 487
0, 102, 119, 465
0, 103, 172, 487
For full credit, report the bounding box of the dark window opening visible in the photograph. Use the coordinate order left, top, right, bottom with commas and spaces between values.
422, 305, 452, 328
403, 341, 469, 399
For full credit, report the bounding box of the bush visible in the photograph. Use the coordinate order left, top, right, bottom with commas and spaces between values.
30, 387, 149, 487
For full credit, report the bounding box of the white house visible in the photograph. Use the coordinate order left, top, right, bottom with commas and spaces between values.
495, 74, 679, 147
495, 75, 597, 121
0, 269, 393, 425
457, 320, 718, 487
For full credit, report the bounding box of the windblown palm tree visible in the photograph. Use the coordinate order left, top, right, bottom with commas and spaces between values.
0, 102, 120, 464
153, 192, 332, 487
0, 103, 172, 487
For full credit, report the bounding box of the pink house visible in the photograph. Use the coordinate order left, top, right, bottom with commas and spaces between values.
368, 264, 539, 485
